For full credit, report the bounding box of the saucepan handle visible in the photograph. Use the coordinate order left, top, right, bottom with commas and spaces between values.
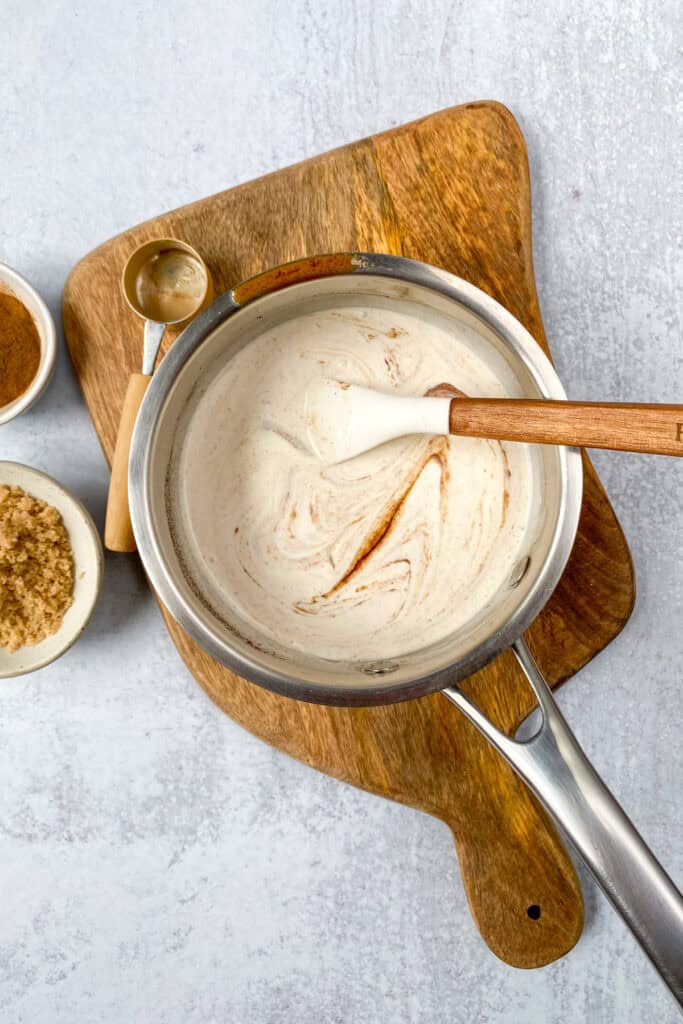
442, 638, 683, 1006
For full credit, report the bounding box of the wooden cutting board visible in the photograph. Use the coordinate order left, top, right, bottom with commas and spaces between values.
62, 102, 635, 969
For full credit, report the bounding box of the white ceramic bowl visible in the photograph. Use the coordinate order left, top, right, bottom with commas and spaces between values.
0, 263, 57, 425
0, 462, 103, 678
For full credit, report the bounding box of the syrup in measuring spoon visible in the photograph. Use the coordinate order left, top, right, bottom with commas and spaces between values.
135, 249, 206, 323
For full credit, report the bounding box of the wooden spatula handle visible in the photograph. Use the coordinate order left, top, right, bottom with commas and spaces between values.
449, 400, 683, 456
104, 373, 151, 552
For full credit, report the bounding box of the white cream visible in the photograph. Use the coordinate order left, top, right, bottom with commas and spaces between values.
176, 304, 535, 662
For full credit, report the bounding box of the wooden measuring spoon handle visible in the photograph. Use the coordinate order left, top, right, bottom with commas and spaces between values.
104, 373, 151, 552
448, 400, 683, 456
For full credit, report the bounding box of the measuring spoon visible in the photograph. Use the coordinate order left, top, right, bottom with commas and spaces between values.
104, 238, 212, 552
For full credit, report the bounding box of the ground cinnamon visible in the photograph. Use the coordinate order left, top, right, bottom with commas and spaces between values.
0, 291, 42, 407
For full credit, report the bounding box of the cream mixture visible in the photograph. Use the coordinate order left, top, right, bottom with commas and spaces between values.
176, 304, 535, 662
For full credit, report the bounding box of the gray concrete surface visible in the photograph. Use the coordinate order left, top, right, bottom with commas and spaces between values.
1, 1, 681, 1021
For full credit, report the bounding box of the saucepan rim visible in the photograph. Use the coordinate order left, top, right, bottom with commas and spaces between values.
129, 252, 583, 705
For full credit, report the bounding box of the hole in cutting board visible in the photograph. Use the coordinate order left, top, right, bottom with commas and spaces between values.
527, 904, 542, 920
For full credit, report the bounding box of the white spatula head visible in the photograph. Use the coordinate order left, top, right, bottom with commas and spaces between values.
305, 380, 451, 465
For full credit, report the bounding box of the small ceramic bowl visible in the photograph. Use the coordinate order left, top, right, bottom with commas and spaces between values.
0, 263, 57, 426
0, 462, 103, 678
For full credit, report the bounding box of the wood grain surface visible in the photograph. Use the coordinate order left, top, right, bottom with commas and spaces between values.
103, 372, 151, 552
62, 102, 636, 969
447, 398, 683, 456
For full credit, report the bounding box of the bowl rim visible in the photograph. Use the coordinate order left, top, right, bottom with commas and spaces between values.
0, 461, 104, 678
0, 262, 58, 426
129, 252, 583, 706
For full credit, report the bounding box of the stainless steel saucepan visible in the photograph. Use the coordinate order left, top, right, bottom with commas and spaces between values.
128, 253, 683, 1003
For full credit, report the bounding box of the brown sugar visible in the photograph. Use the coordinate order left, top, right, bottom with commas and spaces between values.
0, 485, 74, 652
0, 291, 42, 408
